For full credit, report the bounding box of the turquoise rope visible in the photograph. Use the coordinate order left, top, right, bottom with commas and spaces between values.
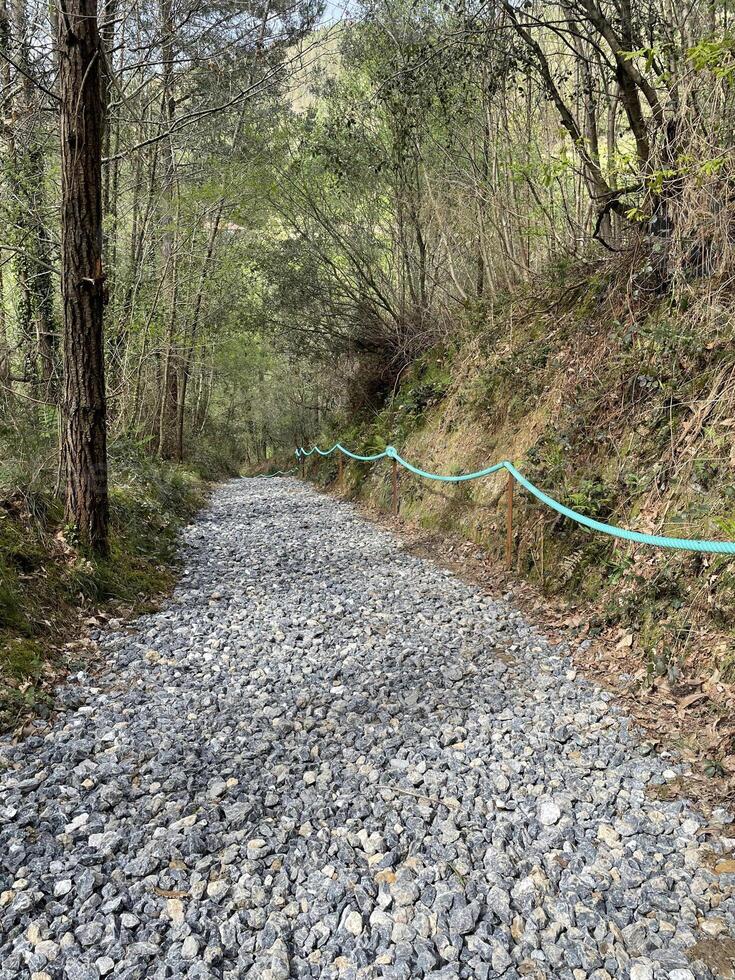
297, 443, 388, 462
295, 443, 735, 555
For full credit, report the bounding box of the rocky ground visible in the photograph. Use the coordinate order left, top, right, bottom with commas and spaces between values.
1, 477, 734, 980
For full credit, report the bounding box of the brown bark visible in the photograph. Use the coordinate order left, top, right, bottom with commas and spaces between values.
58, 0, 109, 555
101, 0, 118, 322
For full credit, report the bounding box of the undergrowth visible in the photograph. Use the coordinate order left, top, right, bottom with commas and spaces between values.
0, 433, 210, 731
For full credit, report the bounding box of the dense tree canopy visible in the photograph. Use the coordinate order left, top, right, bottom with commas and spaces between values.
1, 0, 734, 545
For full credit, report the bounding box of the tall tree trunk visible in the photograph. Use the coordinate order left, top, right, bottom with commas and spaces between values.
58, 0, 109, 555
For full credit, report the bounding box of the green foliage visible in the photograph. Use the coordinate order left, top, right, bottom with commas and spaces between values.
367, 355, 453, 448
565, 479, 615, 520
399, 358, 452, 415
689, 35, 735, 79
703, 757, 727, 778
0, 444, 205, 731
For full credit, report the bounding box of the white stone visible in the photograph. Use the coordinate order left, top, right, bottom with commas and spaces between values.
344, 911, 363, 936
35, 941, 59, 962
64, 813, 89, 833
206, 880, 229, 900
537, 800, 561, 826
493, 773, 510, 793
166, 899, 185, 924
630, 963, 654, 980
246, 838, 267, 860
597, 824, 621, 847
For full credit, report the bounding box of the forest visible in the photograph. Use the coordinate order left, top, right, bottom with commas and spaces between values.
2, 0, 735, 717
3, 3, 735, 977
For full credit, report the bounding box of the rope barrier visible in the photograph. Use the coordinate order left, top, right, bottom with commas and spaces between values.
294, 442, 735, 555
300, 442, 387, 462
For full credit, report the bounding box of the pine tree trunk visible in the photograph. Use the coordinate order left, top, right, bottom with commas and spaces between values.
58, 0, 109, 555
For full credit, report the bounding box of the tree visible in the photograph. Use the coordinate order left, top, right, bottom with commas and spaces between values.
57, 0, 109, 554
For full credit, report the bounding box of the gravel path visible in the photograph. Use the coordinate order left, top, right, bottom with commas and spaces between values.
1, 478, 734, 980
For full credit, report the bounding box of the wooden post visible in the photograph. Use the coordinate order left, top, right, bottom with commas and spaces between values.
338, 454, 343, 489
540, 520, 545, 590
505, 471, 515, 568
299, 453, 304, 480
391, 458, 398, 517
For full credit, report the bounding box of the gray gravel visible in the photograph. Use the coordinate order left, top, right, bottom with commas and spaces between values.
1, 477, 735, 980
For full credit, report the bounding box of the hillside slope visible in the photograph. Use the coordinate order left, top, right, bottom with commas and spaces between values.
305, 257, 735, 779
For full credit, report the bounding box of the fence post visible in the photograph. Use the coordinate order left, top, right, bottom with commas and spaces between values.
338, 454, 343, 489
300, 453, 305, 480
392, 458, 398, 517
505, 470, 515, 568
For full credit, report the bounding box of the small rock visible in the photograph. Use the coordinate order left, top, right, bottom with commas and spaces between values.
493, 773, 510, 793
450, 900, 481, 936
629, 963, 654, 980
75, 921, 103, 946
207, 879, 229, 900
166, 898, 185, 924
597, 824, 620, 847
537, 800, 561, 826
343, 910, 363, 936
246, 838, 268, 860
35, 941, 59, 962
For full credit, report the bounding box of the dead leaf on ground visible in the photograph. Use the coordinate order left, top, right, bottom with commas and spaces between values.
679, 691, 710, 713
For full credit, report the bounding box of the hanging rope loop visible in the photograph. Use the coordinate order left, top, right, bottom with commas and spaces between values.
292, 441, 735, 556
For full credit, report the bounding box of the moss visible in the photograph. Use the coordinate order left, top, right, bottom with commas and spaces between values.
1, 636, 45, 682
